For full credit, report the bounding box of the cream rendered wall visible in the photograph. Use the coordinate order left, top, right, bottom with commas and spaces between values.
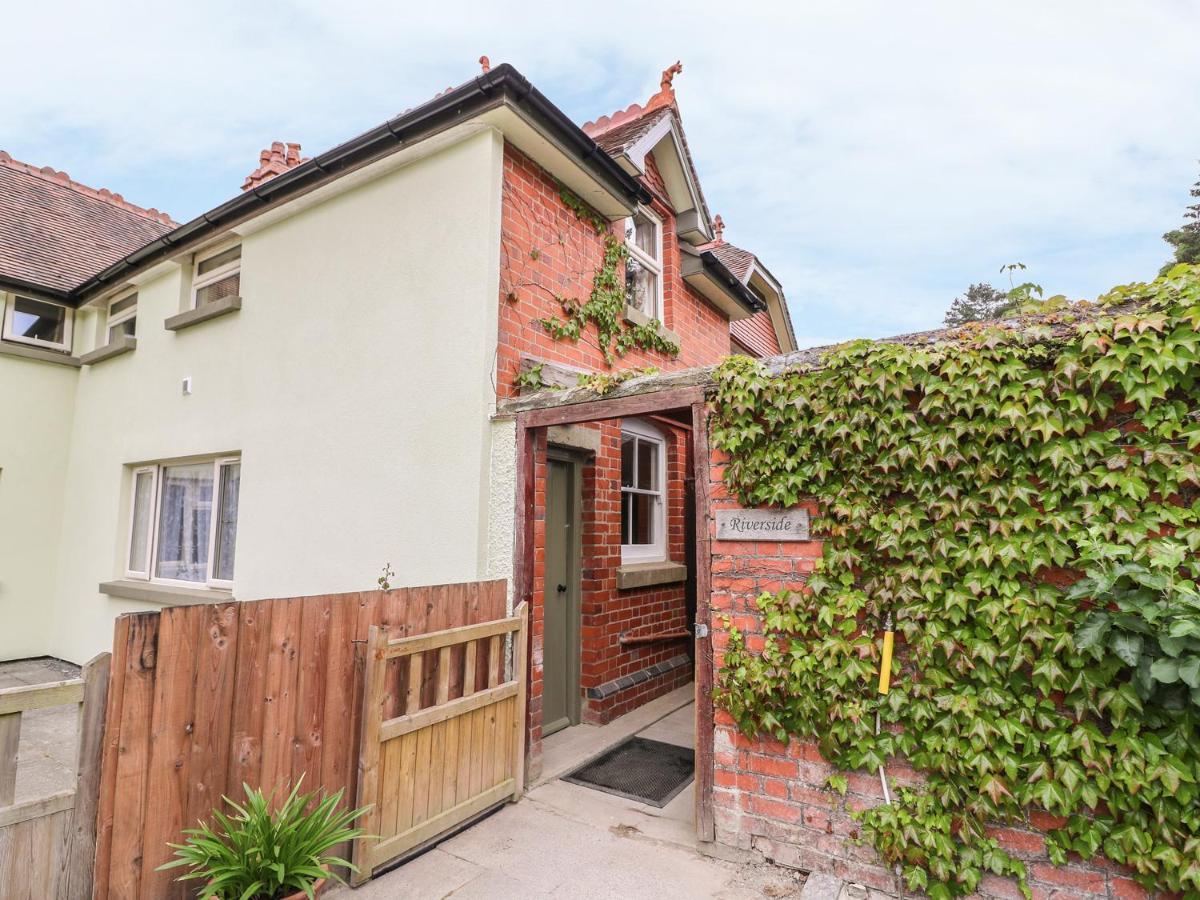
46, 128, 507, 663
0, 346, 78, 659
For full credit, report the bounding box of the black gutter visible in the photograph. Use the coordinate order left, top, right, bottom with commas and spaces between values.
0, 275, 71, 302
69, 64, 650, 305
699, 250, 766, 314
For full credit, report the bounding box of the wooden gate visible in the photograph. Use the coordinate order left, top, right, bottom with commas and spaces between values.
353, 602, 528, 882
0, 653, 109, 899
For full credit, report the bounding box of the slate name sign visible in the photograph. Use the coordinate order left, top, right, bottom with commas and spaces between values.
716, 509, 811, 542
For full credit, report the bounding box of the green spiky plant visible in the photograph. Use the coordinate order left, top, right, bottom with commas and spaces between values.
158, 779, 369, 899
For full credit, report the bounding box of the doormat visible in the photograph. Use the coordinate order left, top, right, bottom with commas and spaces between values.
563, 737, 694, 807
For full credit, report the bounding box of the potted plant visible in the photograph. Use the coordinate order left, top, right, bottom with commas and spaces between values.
158, 778, 370, 899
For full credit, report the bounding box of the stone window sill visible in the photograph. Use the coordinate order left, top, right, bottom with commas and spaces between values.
165, 295, 241, 332
622, 304, 681, 346
80, 334, 136, 366
99, 579, 233, 607
616, 560, 687, 591
0, 340, 81, 368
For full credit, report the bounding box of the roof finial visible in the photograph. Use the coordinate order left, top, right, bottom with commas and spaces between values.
644, 60, 683, 113
712, 214, 725, 244
479, 55, 491, 74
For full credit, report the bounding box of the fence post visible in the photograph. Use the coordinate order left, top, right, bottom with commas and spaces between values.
513, 601, 529, 800
352, 625, 389, 886
62, 652, 110, 898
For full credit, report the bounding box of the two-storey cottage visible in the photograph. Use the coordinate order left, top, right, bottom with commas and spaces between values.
0, 62, 793, 756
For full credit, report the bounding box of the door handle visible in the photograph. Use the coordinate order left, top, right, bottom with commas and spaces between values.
556, 584, 567, 593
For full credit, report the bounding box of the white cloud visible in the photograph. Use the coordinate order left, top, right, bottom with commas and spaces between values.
1, 0, 1196, 339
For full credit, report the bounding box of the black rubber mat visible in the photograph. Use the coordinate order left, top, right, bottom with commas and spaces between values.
563, 736, 694, 807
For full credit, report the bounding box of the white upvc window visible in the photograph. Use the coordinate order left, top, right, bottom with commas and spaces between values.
620, 418, 667, 563
623, 208, 663, 320
2, 295, 73, 352
106, 291, 137, 343
125, 456, 241, 589
191, 244, 242, 309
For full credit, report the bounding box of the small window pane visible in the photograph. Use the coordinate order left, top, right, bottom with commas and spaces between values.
626, 258, 658, 317
195, 271, 240, 307
154, 463, 214, 582
109, 294, 137, 317
108, 317, 136, 342
625, 213, 658, 260
10, 297, 67, 344
636, 439, 657, 491
630, 493, 655, 544
128, 471, 154, 573
621, 434, 635, 488
212, 463, 240, 582
197, 245, 241, 276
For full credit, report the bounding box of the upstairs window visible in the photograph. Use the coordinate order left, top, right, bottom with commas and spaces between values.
620, 419, 667, 563
623, 209, 663, 320
126, 456, 241, 588
106, 292, 137, 343
2, 295, 73, 352
192, 245, 242, 309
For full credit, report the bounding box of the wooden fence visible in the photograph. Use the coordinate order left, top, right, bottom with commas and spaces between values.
353, 602, 528, 881
0, 653, 110, 899
93, 580, 508, 900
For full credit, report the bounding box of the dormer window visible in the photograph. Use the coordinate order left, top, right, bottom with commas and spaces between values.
624, 209, 663, 320
106, 292, 137, 343
192, 244, 241, 309
2, 295, 73, 353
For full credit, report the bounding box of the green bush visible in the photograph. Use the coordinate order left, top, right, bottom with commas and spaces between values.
157, 779, 369, 899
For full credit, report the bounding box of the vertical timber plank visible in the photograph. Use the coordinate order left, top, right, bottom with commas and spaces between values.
140, 605, 203, 898
295, 596, 332, 791
229, 599, 274, 792
93, 615, 132, 900
0, 712, 19, 806
259, 598, 303, 800
351, 626, 388, 886
513, 601, 529, 798
62, 652, 110, 900
184, 603, 239, 843
107, 613, 159, 900
691, 400, 716, 843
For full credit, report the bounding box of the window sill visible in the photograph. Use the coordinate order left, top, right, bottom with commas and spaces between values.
80, 334, 136, 366
0, 340, 81, 368
622, 304, 681, 346
616, 560, 687, 590
165, 295, 241, 332
99, 579, 233, 607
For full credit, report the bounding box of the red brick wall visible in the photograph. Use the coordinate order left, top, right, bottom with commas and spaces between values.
497, 144, 732, 399
706, 447, 1167, 900
504, 143, 731, 767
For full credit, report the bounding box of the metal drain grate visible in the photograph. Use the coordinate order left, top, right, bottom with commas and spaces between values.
563, 737, 694, 807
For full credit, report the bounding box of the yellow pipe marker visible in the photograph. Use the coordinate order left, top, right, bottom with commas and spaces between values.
878, 628, 895, 695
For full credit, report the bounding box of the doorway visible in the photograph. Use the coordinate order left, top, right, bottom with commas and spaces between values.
542, 451, 582, 737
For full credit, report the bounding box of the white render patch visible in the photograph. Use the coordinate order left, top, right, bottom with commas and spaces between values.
486, 417, 517, 613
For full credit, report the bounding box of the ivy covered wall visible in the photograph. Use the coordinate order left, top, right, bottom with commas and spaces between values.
708, 267, 1200, 898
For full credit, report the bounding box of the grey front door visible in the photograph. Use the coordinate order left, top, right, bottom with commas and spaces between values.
543, 457, 580, 736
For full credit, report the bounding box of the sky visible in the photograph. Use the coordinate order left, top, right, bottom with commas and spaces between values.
2, 1, 1197, 348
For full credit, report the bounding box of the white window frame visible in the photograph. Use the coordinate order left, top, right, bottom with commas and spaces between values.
124, 456, 241, 589
106, 291, 137, 344
624, 207, 664, 321
2, 294, 74, 352
620, 418, 668, 564
191, 244, 242, 310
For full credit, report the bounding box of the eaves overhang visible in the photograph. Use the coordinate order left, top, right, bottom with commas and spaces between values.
68, 64, 651, 306
679, 244, 764, 320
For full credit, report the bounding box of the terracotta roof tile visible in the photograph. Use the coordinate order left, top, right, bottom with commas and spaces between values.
0, 152, 176, 294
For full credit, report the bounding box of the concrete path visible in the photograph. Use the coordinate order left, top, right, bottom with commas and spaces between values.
0, 657, 80, 802
330, 778, 804, 899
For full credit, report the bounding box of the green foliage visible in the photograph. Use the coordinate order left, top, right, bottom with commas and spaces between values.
514, 361, 562, 393
158, 779, 369, 899
1070, 536, 1200, 709
943, 264, 1068, 327
575, 366, 659, 396
376, 562, 394, 592
539, 188, 680, 366
711, 265, 1200, 895
1163, 164, 1200, 272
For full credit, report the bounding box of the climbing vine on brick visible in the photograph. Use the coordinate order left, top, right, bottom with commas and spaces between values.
709, 266, 1200, 897
538, 188, 679, 365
